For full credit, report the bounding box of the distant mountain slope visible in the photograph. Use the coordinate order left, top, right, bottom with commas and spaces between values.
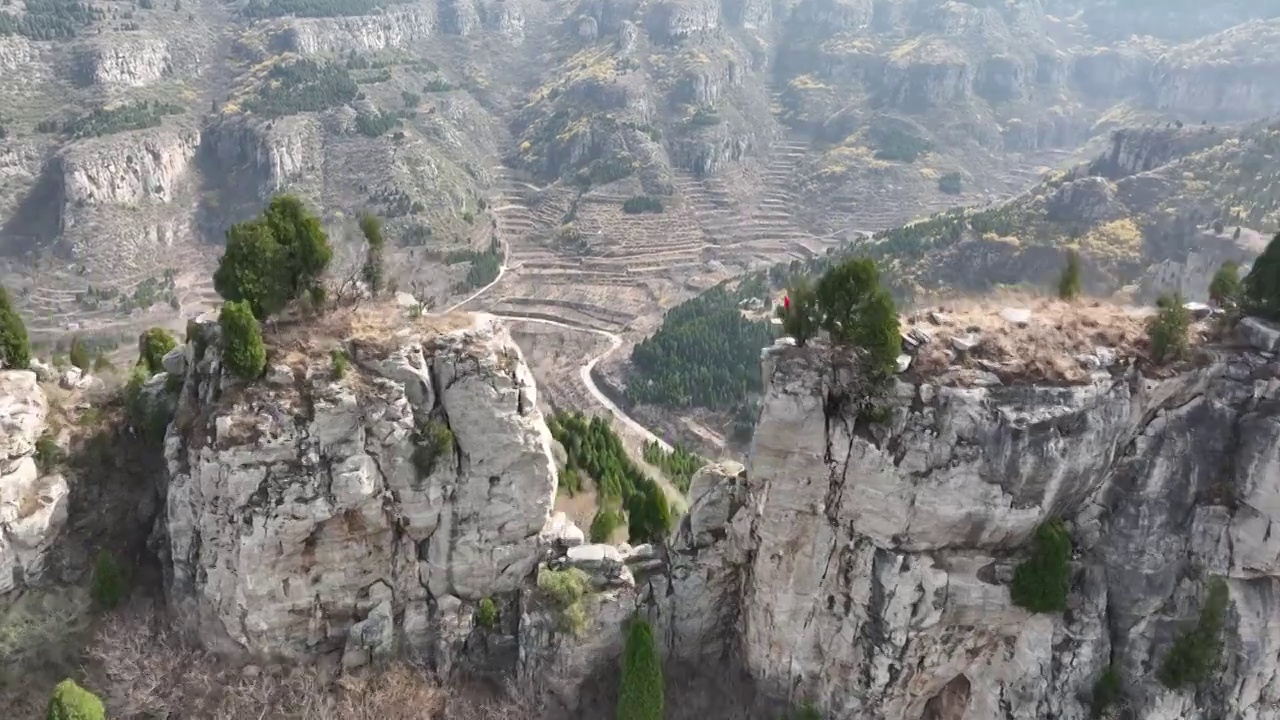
847, 119, 1280, 302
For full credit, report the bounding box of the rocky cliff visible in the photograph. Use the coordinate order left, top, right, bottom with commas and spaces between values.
118, 300, 1280, 720
0, 371, 69, 597
160, 309, 559, 668
660, 330, 1280, 720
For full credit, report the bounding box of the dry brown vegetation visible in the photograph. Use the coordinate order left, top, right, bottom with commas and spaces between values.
906, 293, 1209, 384
66, 604, 538, 720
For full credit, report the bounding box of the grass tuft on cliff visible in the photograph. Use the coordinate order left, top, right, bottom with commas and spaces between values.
616, 616, 663, 720
1010, 519, 1072, 613
1159, 578, 1230, 690
536, 567, 592, 637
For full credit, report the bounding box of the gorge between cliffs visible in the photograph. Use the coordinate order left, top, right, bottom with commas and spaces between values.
4, 304, 1280, 720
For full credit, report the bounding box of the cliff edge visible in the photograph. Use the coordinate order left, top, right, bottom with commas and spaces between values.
160, 306, 559, 668
697, 325, 1280, 720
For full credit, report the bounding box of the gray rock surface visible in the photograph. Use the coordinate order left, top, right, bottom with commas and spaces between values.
713, 342, 1280, 720
0, 371, 70, 595
164, 312, 558, 659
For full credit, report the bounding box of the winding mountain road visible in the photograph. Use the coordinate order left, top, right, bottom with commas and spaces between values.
439, 203, 685, 505
488, 313, 672, 453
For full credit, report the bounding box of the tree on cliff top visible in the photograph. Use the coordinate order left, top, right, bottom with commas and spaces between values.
1209, 261, 1242, 310
359, 211, 386, 296
1244, 231, 1280, 319
138, 327, 178, 375
1, 285, 31, 369
617, 616, 663, 720
778, 276, 819, 347
815, 257, 901, 375
214, 195, 332, 319
1058, 250, 1082, 301
219, 301, 267, 380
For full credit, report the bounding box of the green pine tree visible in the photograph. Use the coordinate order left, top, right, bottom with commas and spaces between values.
0, 285, 31, 369
1058, 250, 1082, 301
137, 327, 178, 374
617, 617, 663, 720
1009, 519, 1073, 613
219, 301, 267, 380
1244, 232, 1280, 319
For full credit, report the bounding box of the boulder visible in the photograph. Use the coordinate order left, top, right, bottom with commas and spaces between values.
1239, 317, 1280, 353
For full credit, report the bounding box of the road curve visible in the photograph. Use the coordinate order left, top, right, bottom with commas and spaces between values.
489, 312, 673, 454
443, 239, 509, 313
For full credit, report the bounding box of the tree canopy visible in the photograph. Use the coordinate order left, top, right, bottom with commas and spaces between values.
815, 257, 901, 375
1245, 232, 1280, 319
46, 678, 105, 720
0, 286, 31, 370
628, 283, 773, 411
547, 412, 672, 543
214, 195, 332, 319
219, 301, 267, 380
138, 327, 178, 375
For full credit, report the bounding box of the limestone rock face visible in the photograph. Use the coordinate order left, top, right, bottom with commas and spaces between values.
724, 343, 1280, 720
77, 38, 171, 87
163, 312, 557, 659
58, 125, 199, 209
0, 371, 70, 596
284, 9, 439, 55
1150, 19, 1280, 121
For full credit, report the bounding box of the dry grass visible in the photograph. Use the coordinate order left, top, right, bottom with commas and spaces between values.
905, 292, 1199, 384
80, 605, 539, 720
267, 301, 477, 362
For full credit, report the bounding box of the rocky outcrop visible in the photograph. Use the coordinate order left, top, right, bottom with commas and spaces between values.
162, 310, 558, 665
670, 338, 1280, 720
1149, 19, 1280, 121
76, 38, 171, 87
283, 9, 439, 55
202, 115, 321, 194
57, 124, 199, 210
0, 371, 70, 596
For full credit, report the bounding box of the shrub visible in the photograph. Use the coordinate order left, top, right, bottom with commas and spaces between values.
1209, 261, 1242, 310
68, 336, 91, 372
1058, 250, 1082, 301
35, 431, 64, 472
1148, 293, 1191, 363
616, 617, 663, 720
0, 285, 31, 369
1091, 665, 1122, 718
331, 349, 349, 379
778, 277, 820, 347
90, 551, 127, 611
1009, 519, 1072, 613
138, 327, 177, 374
219, 301, 267, 380
1244, 231, 1280, 319
413, 419, 454, 477
589, 508, 622, 543
622, 196, 664, 214
475, 597, 498, 629
536, 566, 591, 637
1159, 578, 1229, 689
92, 354, 113, 373
937, 172, 962, 195
815, 258, 901, 375
46, 678, 105, 720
